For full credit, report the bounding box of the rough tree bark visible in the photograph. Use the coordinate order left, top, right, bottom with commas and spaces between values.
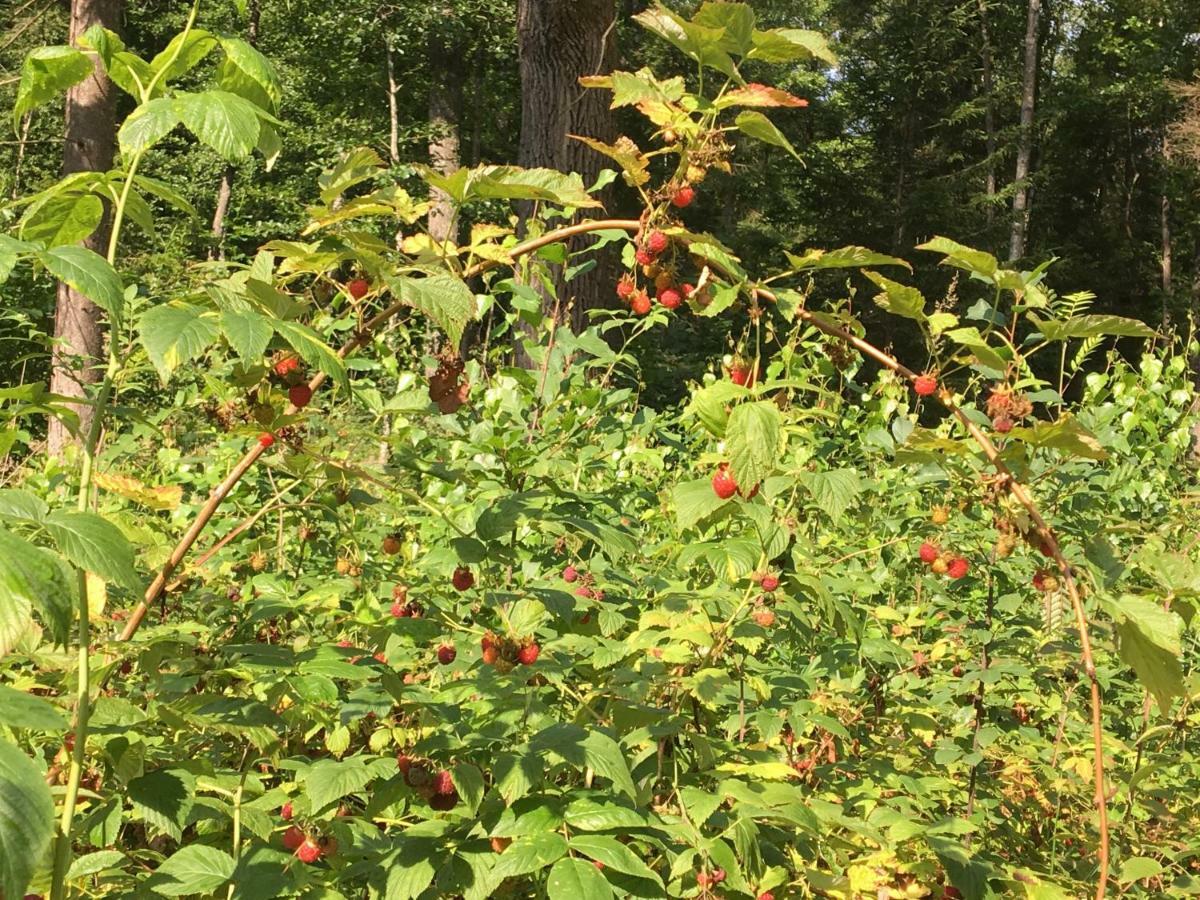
1160, 194, 1171, 297
386, 39, 400, 165
427, 11, 462, 244
977, 0, 997, 227
48, 0, 119, 457
209, 0, 260, 260
1008, 0, 1041, 262
516, 0, 617, 336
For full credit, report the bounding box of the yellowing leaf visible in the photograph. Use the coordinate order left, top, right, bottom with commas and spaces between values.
95, 472, 183, 511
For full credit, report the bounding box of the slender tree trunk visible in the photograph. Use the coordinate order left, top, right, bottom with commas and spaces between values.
427, 12, 462, 244
386, 40, 400, 165
1160, 194, 1171, 296
977, 0, 997, 227
1008, 0, 1041, 262
209, 0, 260, 260
516, 0, 618, 338
48, 0, 119, 457
470, 45, 484, 166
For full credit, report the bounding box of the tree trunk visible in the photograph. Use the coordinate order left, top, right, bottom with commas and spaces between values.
977, 0, 997, 227
517, 0, 617, 337
1008, 0, 1041, 262
427, 13, 462, 244
209, 0, 260, 260
48, 0, 119, 457
386, 40, 400, 165
1160, 193, 1171, 296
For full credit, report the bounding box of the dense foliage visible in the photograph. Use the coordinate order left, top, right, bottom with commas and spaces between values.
1, 3, 1199, 900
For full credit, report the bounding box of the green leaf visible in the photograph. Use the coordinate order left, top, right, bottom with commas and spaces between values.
633, 6, 738, 78
725, 401, 781, 490
0, 685, 67, 731
748, 27, 836, 64
39, 246, 125, 324
299, 757, 373, 812
118, 97, 181, 154
173, 91, 262, 161
470, 165, 601, 208
546, 857, 614, 900
220, 310, 274, 363
451, 763, 486, 815
915, 236, 999, 278
148, 28, 218, 83
785, 246, 910, 272
1006, 416, 1107, 461
0, 738, 55, 900
492, 832, 568, 880
692, 2, 757, 55
218, 37, 281, 108
272, 320, 348, 391
685, 380, 747, 437
865, 270, 925, 319
67, 849, 126, 881
564, 798, 647, 831
735, 110, 798, 157
384, 837, 440, 900
799, 468, 862, 523
13, 46, 93, 130
107, 51, 153, 99
943, 326, 1009, 372
44, 510, 140, 591
675, 478, 729, 530
1107, 594, 1185, 716
530, 724, 636, 798
134, 175, 199, 217
387, 273, 475, 348
1117, 856, 1164, 884
1028, 314, 1155, 341
129, 769, 195, 840
20, 193, 104, 247
151, 845, 236, 896
0, 489, 47, 523
139, 302, 221, 383
0, 528, 74, 653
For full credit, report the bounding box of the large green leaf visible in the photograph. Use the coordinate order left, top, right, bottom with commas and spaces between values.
785, 246, 910, 272
546, 857, 614, 900
0, 528, 74, 653
129, 769, 195, 841
675, 478, 730, 530
530, 724, 636, 798
173, 90, 262, 161
299, 757, 373, 812
0, 489, 47, 523
799, 468, 862, 523
20, 193, 104, 247
692, 1, 757, 55
748, 27, 836, 64
865, 270, 925, 319
915, 236, 999, 279
218, 37, 281, 108
569, 834, 662, 884
0, 685, 67, 731
0, 739, 55, 900
13, 46, 93, 130
685, 380, 747, 437
469, 166, 601, 208
151, 845, 236, 896
272, 320, 348, 391
39, 246, 125, 324
220, 310, 274, 363
118, 97, 182, 154
1104, 593, 1184, 715
148, 28, 218, 83
725, 401, 781, 490
1028, 314, 1155, 341
735, 110, 798, 157
1006, 415, 1107, 461
491, 833, 568, 880
139, 302, 221, 383
44, 510, 140, 591
387, 273, 475, 348
943, 326, 1009, 372
633, 6, 738, 78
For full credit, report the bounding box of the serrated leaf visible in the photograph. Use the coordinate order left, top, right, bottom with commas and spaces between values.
865, 270, 925, 319
0, 739, 55, 900
685, 379, 747, 437
748, 27, 836, 64
13, 46, 93, 130
387, 273, 474, 348
452, 763, 485, 815
568, 135, 650, 186
44, 509, 140, 591
0, 685, 67, 731
220, 310, 274, 363
218, 37, 280, 108
173, 90, 262, 161
530, 724, 636, 798
139, 302, 220, 383
299, 757, 373, 812
272, 319, 348, 391
40, 246, 124, 324
492, 832, 568, 880
675, 478, 729, 530
1006, 415, 1107, 460
915, 236, 999, 278
943, 326, 1009, 372
149, 28, 218, 82
1029, 314, 1155, 341
0, 489, 47, 523
94, 473, 182, 511
735, 110, 798, 157
151, 845, 236, 896
129, 769, 195, 841
799, 469, 862, 523
785, 246, 910, 272
0, 529, 73, 652
20, 193, 104, 247
546, 857, 614, 900
118, 97, 181, 154
726, 401, 781, 490
633, 6, 738, 78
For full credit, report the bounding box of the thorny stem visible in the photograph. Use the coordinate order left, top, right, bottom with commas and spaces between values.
108, 216, 1110, 900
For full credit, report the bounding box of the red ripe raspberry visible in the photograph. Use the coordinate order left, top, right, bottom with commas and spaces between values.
482, 645, 499, 665
346, 278, 370, 300
671, 185, 696, 208
919, 541, 939, 564
993, 416, 1014, 433
396, 754, 413, 775
729, 366, 752, 386
913, 374, 938, 396
437, 643, 456, 665
432, 769, 455, 795
258, 432, 275, 448
337, 639, 352, 648
563, 565, 579, 583
712, 464, 738, 500
273, 356, 300, 378
1032, 570, 1047, 591
658, 288, 682, 310
296, 837, 322, 863
647, 231, 669, 254
373, 651, 387, 664
712, 868, 726, 884
574, 585, 595, 599
518, 643, 540, 666
758, 893, 776, 900
289, 384, 313, 409
280, 802, 294, 820
631, 292, 652, 315
616, 276, 635, 300
947, 557, 970, 579
282, 826, 305, 850
452, 566, 474, 591
681, 283, 695, 297
760, 574, 779, 592
390, 600, 409, 618
635, 247, 655, 267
